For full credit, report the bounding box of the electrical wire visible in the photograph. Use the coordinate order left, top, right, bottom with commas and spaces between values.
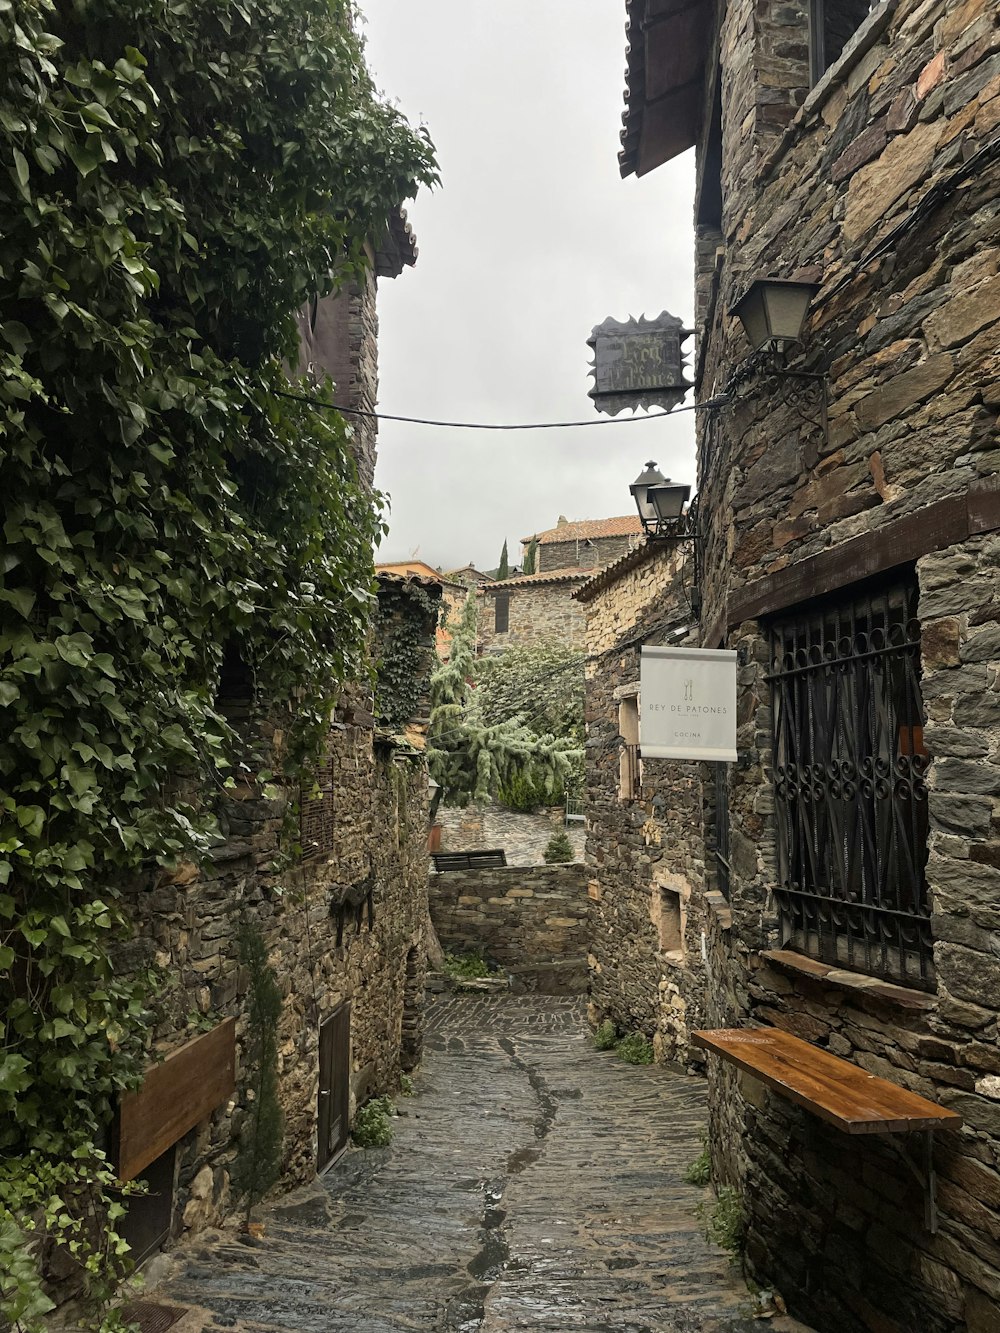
276, 387, 730, 431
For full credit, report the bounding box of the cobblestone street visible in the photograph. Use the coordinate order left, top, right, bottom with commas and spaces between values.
154, 997, 807, 1331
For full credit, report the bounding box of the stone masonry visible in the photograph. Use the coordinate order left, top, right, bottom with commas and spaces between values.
113, 228, 435, 1258
428, 863, 589, 994
577, 542, 711, 1068
626, 0, 1000, 1327
477, 572, 588, 654
436, 801, 585, 867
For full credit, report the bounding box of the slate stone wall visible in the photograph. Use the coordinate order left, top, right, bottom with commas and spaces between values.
477, 580, 588, 653
691, 0, 1000, 1326
580, 546, 710, 1067
437, 802, 586, 866
116, 264, 436, 1253
538, 533, 639, 574
428, 863, 589, 993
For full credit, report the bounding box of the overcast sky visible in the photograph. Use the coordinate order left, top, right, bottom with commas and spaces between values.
362, 2, 696, 572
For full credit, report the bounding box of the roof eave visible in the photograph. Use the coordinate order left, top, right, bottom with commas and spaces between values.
620, 0, 711, 179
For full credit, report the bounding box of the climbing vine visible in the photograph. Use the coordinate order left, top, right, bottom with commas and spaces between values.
374, 582, 440, 735
0, 0, 436, 1324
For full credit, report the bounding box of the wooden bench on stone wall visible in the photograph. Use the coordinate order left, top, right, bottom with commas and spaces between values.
692, 1025, 962, 1232
432, 849, 507, 871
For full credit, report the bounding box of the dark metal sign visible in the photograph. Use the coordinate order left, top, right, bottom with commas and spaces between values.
587, 311, 692, 416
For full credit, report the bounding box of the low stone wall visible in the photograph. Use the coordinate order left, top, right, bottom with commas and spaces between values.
437, 802, 585, 867
429, 863, 589, 994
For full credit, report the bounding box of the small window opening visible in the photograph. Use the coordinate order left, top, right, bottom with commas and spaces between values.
494, 592, 510, 634
215, 638, 253, 714
657, 885, 683, 956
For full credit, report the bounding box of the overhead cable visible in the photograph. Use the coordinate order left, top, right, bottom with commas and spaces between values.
275, 388, 730, 431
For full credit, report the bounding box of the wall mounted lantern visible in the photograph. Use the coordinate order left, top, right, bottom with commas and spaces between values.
731, 279, 819, 353
630, 462, 693, 538
727, 276, 828, 447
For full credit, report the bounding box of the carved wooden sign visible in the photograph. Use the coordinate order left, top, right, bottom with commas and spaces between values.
587, 312, 692, 416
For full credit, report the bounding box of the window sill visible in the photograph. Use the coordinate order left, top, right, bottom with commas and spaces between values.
658, 949, 686, 971
760, 949, 936, 1012
705, 890, 732, 932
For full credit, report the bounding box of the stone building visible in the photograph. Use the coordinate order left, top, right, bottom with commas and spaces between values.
617, 0, 1000, 1328
575, 541, 711, 1067
525, 514, 644, 575
376, 559, 465, 660
476, 515, 646, 654
477, 567, 590, 654
113, 217, 440, 1265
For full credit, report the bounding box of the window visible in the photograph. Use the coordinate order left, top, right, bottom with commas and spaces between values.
618, 695, 641, 801
656, 884, 683, 957
809, 0, 877, 84
769, 575, 932, 988
494, 591, 509, 634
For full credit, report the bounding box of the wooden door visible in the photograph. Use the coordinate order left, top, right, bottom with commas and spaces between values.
317, 1002, 351, 1173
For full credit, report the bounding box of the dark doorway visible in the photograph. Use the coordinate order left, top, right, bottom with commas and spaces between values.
318, 1002, 351, 1173
118, 1144, 177, 1267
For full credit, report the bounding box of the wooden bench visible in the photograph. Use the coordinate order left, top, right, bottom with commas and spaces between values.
692, 1026, 962, 1231
431, 849, 507, 872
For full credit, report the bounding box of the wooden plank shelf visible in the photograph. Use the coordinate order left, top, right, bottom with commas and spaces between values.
692, 1025, 962, 1232
692, 1027, 961, 1134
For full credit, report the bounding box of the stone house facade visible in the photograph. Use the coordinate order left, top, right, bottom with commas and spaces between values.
113, 219, 440, 1264
576, 542, 711, 1067
618, 0, 1000, 1328
524, 515, 644, 575
476, 516, 646, 655
477, 568, 589, 654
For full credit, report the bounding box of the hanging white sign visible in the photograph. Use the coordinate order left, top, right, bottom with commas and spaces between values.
640, 646, 738, 762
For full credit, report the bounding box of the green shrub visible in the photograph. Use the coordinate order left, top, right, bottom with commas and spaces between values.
543, 831, 574, 863
497, 770, 559, 812
352, 1095, 394, 1148
399, 1074, 414, 1097
684, 1137, 711, 1186
442, 951, 493, 980
616, 1032, 655, 1065
593, 1019, 619, 1051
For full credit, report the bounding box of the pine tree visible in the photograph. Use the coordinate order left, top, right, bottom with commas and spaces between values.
428, 596, 581, 806
496, 539, 509, 581
522, 538, 538, 575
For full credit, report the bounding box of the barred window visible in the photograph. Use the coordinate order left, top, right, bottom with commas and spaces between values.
494, 592, 509, 634
769, 575, 932, 989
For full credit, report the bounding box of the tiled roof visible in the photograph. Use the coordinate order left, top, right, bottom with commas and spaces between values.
481, 567, 591, 591
522, 515, 644, 545
620, 0, 710, 179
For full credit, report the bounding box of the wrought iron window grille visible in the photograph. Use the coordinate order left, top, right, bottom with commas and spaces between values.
768, 576, 933, 989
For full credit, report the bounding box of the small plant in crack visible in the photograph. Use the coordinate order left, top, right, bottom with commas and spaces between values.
593, 1019, 618, 1051
352, 1095, 395, 1148
696, 1185, 745, 1255
442, 950, 496, 980
684, 1134, 711, 1186
616, 1032, 654, 1065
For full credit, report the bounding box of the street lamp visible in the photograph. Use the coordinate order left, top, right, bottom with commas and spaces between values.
731, 278, 820, 353
630, 462, 693, 539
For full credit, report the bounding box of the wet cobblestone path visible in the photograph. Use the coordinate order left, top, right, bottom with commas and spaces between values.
156, 997, 803, 1332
